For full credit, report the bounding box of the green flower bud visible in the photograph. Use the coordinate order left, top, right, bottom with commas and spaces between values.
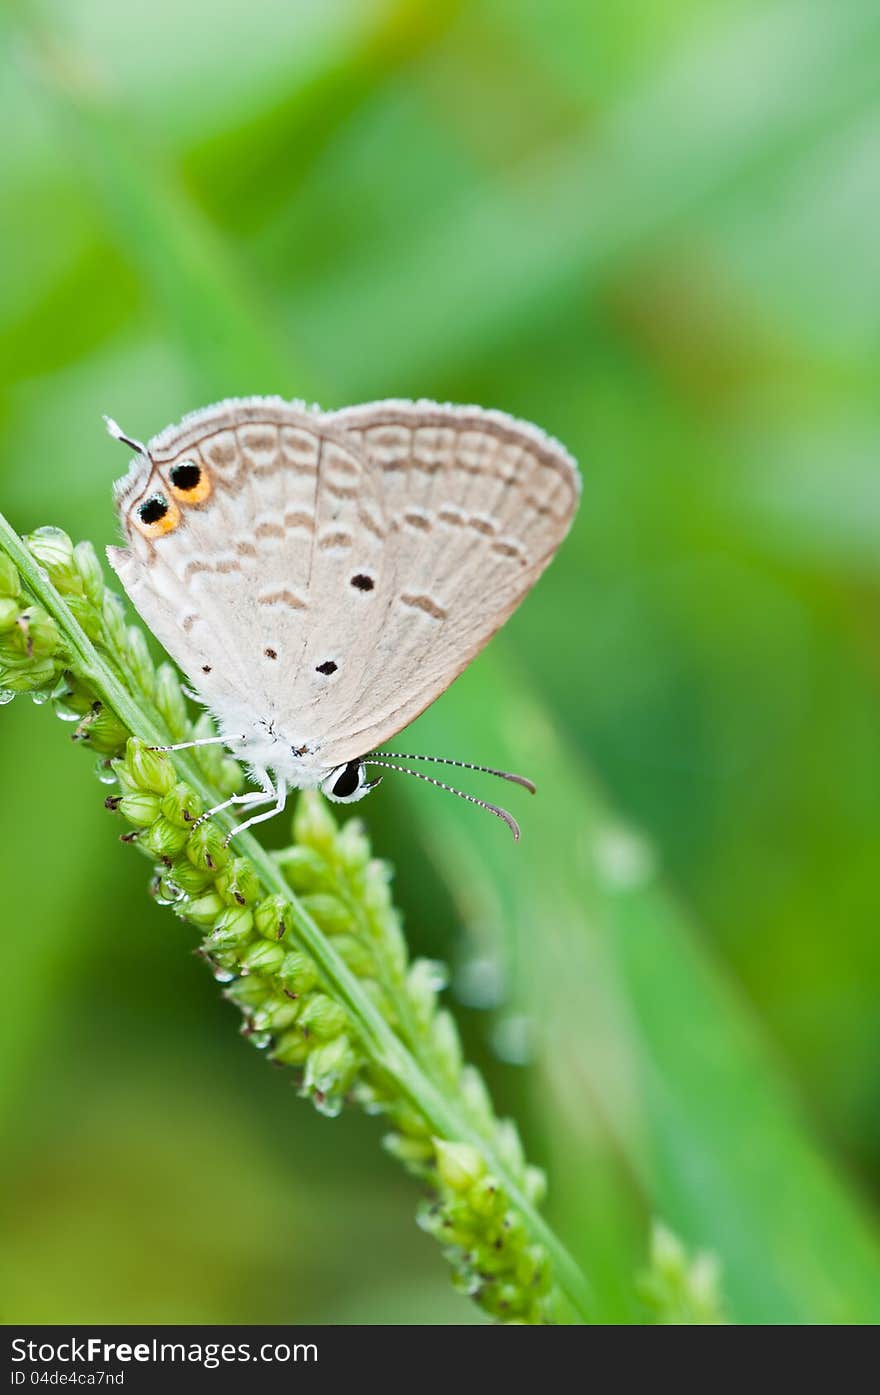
179, 890, 225, 929
26, 527, 82, 595
124, 737, 176, 794
273, 844, 329, 893
152, 871, 184, 905
165, 853, 214, 898
240, 939, 285, 975
0, 657, 58, 692
428, 1198, 479, 1248
377, 914, 408, 980
154, 661, 188, 738
272, 1028, 311, 1066
186, 820, 230, 872
10, 605, 60, 658
292, 789, 337, 855
253, 894, 293, 940
336, 818, 370, 872
0, 598, 20, 633
467, 1174, 504, 1220
63, 592, 103, 642
359, 976, 392, 1017
416, 1200, 450, 1240
0, 641, 31, 667
384, 1132, 435, 1167
216, 857, 261, 907
101, 592, 128, 652
303, 1035, 359, 1113
458, 1066, 495, 1133
364, 859, 394, 917
126, 627, 155, 697
250, 993, 301, 1033
218, 757, 244, 796
209, 905, 253, 945
143, 815, 190, 859
0, 554, 20, 599
392, 1103, 432, 1140
73, 540, 105, 606
523, 1165, 547, 1206
450, 1267, 481, 1300
225, 975, 271, 1009
54, 675, 96, 721
494, 1119, 526, 1180
434, 1140, 486, 1193
514, 1244, 550, 1292
350, 1074, 391, 1116
300, 893, 353, 935
486, 1281, 529, 1318
278, 951, 319, 995
431, 1009, 463, 1082
329, 934, 375, 978
208, 946, 239, 974
160, 781, 204, 828
298, 993, 348, 1039
118, 790, 162, 827
406, 958, 446, 1025
73, 701, 128, 754
468, 1240, 510, 1278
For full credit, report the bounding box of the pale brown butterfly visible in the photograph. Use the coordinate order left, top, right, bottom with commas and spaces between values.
105, 397, 580, 841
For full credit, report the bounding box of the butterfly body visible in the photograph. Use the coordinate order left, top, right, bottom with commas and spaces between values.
107, 397, 579, 836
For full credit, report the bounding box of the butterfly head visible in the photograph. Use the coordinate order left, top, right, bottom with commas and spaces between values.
320, 760, 382, 804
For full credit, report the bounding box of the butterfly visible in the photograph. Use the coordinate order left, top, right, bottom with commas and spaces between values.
105, 397, 580, 841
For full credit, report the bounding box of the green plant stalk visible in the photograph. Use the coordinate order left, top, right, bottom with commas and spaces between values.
0, 511, 593, 1324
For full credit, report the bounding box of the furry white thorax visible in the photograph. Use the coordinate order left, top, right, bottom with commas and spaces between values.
214, 708, 333, 790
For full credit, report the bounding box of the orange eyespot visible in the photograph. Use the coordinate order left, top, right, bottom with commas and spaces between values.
167, 457, 212, 504
133, 491, 181, 539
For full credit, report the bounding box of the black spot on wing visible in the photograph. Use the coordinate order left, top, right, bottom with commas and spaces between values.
170, 462, 202, 491
139, 495, 169, 524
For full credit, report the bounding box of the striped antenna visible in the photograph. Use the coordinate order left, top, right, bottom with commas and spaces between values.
369, 751, 536, 794
364, 758, 522, 840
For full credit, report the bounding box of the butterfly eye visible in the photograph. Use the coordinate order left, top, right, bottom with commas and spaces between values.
168, 458, 212, 504
134, 492, 180, 539
321, 760, 380, 804
332, 761, 363, 799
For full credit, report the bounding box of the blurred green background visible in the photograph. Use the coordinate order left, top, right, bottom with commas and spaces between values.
1, 0, 879, 1324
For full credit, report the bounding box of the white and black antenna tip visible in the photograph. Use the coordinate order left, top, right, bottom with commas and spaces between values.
103, 415, 150, 459
364, 758, 523, 840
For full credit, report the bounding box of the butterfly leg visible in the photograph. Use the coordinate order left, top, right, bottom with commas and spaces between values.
191, 788, 274, 831
149, 734, 239, 753
224, 777, 288, 845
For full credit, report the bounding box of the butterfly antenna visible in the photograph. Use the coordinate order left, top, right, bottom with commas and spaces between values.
103, 415, 152, 460
368, 751, 536, 794
364, 759, 521, 840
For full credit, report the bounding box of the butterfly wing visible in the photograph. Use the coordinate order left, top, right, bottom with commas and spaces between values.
314, 398, 580, 764
107, 397, 579, 768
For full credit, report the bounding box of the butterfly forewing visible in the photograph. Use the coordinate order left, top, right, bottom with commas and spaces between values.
108, 397, 578, 771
